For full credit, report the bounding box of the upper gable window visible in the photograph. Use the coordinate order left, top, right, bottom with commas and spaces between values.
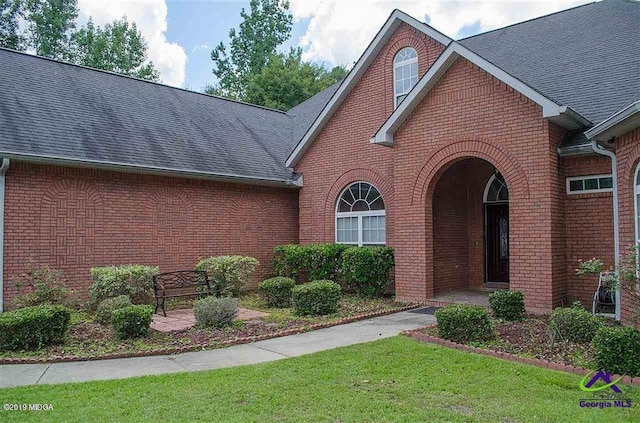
393, 47, 418, 108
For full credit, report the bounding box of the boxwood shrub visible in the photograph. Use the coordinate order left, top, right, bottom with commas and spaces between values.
95, 295, 132, 325
488, 290, 525, 321
274, 244, 307, 281
0, 305, 71, 351
273, 244, 350, 283
193, 297, 239, 328
89, 265, 159, 307
111, 305, 154, 339
259, 277, 296, 307
341, 246, 394, 297
291, 280, 341, 316
593, 325, 640, 377
195, 256, 258, 297
549, 305, 602, 344
435, 304, 494, 343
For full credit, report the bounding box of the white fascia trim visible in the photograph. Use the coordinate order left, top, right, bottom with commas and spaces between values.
371, 42, 590, 145
1, 151, 301, 188
584, 101, 640, 142
285, 9, 452, 168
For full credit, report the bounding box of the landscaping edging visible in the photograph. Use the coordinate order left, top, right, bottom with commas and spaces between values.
0, 304, 420, 365
403, 326, 640, 387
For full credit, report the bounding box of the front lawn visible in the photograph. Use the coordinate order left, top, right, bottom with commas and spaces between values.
1, 336, 638, 422
0, 295, 411, 362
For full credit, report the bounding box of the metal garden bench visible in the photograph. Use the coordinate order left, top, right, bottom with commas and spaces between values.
153, 270, 214, 317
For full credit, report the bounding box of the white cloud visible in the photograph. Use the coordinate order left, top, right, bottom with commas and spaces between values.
290, 0, 590, 66
77, 0, 187, 87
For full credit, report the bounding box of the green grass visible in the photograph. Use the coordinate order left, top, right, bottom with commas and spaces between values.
1, 336, 638, 422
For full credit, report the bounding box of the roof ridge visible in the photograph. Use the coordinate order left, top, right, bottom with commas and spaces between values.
0, 46, 289, 116
458, 1, 597, 41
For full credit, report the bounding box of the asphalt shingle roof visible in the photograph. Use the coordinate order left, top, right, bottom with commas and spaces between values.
459, 0, 640, 125
0, 0, 637, 180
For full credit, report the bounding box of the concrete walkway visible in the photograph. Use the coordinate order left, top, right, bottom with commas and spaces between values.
0, 310, 435, 388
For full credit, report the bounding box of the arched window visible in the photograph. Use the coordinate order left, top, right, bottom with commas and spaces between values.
483, 173, 509, 203
336, 182, 386, 246
393, 47, 418, 108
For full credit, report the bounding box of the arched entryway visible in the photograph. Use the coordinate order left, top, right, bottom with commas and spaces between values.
432, 158, 509, 295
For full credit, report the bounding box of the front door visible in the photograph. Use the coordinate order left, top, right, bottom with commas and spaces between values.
486, 204, 509, 283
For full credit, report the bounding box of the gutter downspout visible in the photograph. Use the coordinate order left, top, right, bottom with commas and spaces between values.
590, 140, 621, 320
0, 158, 9, 313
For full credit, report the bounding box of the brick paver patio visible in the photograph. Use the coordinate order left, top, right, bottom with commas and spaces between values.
151, 308, 270, 332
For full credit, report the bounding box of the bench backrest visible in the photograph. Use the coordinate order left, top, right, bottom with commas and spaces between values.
153, 270, 211, 296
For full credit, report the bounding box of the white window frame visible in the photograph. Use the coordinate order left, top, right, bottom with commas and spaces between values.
393, 47, 418, 109
483, 174, 509, 204
335, 182, 386, 247
635, 165, 640, 247
566, 174, 614, 194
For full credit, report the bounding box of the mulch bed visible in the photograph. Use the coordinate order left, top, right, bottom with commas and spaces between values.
0, 298, 419, 364
405, 315, 640, 387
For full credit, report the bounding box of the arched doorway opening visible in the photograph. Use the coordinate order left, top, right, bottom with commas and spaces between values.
432, 158, 509, 295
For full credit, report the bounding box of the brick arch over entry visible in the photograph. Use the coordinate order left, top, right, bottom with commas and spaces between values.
411, 140, 530, 206
323, 168, 394, 242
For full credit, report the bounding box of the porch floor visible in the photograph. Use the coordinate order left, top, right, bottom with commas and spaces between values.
431, 290, 491, 307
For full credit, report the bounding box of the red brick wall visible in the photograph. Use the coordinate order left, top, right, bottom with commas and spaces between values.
3, 161, 299, 304
562, 155, 614, 307
613, 128, 640, 325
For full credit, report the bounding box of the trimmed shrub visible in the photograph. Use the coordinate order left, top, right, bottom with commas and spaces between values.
306, 244, 350, 282
89, 265, 158, 307
95, 295, 132, 325
111, 305, 154, 339
10, 265, 75, 309
593, 325, 640, 377
274, 244, 306, 281
549, 306, 602, 344
488, 290, 525, 321
291, 280, 341, 316
193, 297, 239, 328
435, 304, 494, 343
341, 246, 394, 297
0, 305, 71, 351
259, 277, 296, 307
195, 256, 259, 297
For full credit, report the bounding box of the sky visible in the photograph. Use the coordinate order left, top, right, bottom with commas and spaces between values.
75, 0, 594, 91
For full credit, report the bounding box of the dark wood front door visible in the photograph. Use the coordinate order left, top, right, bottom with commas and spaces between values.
486, 204, 509, 283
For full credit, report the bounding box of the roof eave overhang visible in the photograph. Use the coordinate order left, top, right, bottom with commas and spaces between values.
285, 9, 452, 168
1, 151, 302, 189
371, 42, 591, 145
584, 101, 640, 142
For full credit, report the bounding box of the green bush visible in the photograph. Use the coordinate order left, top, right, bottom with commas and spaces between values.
341, 246, 394, 297
593, 325, 640, 377
488, 290, 525, 321
435, 304, 494, 343
111, 305, 154, 339
274, 244, 307, 281
195, 256, 259, 297
291, 280, 341, 316
0, 305, 71, 351
10, 265, 75, 309
89, 265, 158, 307
273, 244, 350, 283
549, 306, 602, 344
95, 295, 132, 325
259, 277, 296, 307
193, 297, 239, 328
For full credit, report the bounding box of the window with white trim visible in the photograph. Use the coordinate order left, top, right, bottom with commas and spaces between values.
635, 166, 640, 246
393, 47, 418, 108
566, 174, 613, 194
336, 182, 386, 246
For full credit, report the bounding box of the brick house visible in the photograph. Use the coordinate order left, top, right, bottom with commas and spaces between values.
0, 1, 638, 320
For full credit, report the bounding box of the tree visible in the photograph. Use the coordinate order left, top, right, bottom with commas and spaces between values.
208, 0, 292, 99
0, 0, 21, 50
25, 0, 78, 60
245, 48, 347, 110
72, 18, 159, 81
